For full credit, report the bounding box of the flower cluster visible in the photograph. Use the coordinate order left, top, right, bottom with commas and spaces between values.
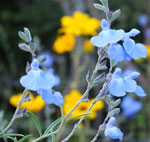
91, 19, 147, 62
59, 11, 101, 36
63, 90, 104, 119
53, 11, 100, 54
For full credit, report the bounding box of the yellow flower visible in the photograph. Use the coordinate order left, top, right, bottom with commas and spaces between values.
9, 92, 45, 112
145, 45, 150, 58
59, 11, 101, 36
63, 90, 104, 120
53, 34, 75, 54
84, 39, 95, 52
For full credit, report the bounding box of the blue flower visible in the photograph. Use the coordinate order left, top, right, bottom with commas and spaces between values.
20, 59, 55, 91
109, 68, 146, 97
145, 28, 150, 39
105, 117, 123, 141
108, 29, 147, 62
38, 52, 53, 67
46, 69, 61, 86
121, 96, 142, 118
90, 19, 124, 47
38, 89, 64, 106
122, 34, 147, 60
138, 14, 148, 27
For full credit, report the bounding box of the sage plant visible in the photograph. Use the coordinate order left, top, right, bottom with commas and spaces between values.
0, 0, 147, 142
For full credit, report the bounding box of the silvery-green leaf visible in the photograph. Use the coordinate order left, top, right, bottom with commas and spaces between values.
108, 108, 120, 117
110, 59, 117, 68
94, 3, 105, 11
38, 56, 47, 63
24, 27, 32, 42
18, 31, 28, 41
112, 99, 121, 108
94, 72, 105, 83
104, 95, 112, 105
99, 0, 108, 8
19, 43, 31, 52
107, 11, 113, 21
111, 9, 121, 21
29, 42, 35, 53
86, 70, 91, 83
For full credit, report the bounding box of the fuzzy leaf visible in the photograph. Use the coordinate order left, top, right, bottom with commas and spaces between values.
24, 27, 32, 42
111, 9, 121, 21
94, 3, 105, 11
19, 43, 31, 52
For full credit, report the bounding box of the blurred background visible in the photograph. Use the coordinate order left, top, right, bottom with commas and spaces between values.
0, 0, 150, 142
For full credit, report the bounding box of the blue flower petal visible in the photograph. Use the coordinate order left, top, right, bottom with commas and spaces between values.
135, 43, 147, 58
135, 85, 146, 97
101, 19, 110, 30
109, 78, 126, 97
113, 68, 122, 77
40, 89, 54, 104
123, 52, 132, 61
105, 126, 123, 140
123, 38, 147, 59
123, 37, 137, 59
31, 59, 40, 69
127, 29, 140, 37
91, 29, 124, 48
108, 44, 125, 62
90, 31, 109, 47
121, 96, 142, 118
20, 69, 55, 91
106, 117, 116, 127
107, 29, 125, 44
53, 92, 64, 106
122, 78, 137, 92
126, 72, 140, 79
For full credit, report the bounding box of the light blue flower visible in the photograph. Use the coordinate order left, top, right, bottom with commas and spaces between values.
46, 68, 61, 86
20, 59, 55, 91
38, 89, 64, 106
122, 36, 147, 60
121, 96, 142, 118
38, 52, 53, 67
90, 19, 124, 47
109, 68, 146, 97
138, 14, 148, 27
105, 117, 123, 141
108, 44, 131, 62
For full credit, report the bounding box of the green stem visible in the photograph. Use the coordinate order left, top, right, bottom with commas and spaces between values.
32, 107, 64, 142
0, 89, 27, 136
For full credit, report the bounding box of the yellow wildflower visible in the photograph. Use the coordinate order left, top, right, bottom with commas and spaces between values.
59, 11, 101, 36
53, 34, 75, 54
9, 92, 45, 112
63, 90, 104, 120
84, 39, 95, 52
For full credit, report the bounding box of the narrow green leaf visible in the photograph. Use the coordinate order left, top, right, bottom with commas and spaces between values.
18, 43, 31, 52
18, 135, 32, 142
27, 111, 42, 136
66, 112, 92, 122
24, 27, 32, 42
7, 136, 18, 142
43, 117, 62, 135
0, 134, 24, 138
111, 9, 121, 21
18, 31, 28, 42
93, 3, 105, 11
